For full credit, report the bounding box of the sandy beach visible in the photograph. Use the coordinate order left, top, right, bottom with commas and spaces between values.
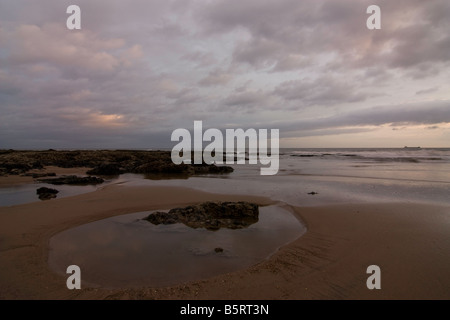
1, 171, 449, 300
2, 0, 450, 303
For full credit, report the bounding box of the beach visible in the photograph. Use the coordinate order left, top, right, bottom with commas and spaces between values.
1, 174, 449, 299
2, 0, 450, 303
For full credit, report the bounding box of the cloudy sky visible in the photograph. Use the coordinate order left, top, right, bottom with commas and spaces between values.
1, 0, 449, 149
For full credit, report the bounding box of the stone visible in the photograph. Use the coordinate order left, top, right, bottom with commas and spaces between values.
38, 175, 104, 185
86, 163, 124, 175
36, 187, 59, 200
144, 201, 259, 230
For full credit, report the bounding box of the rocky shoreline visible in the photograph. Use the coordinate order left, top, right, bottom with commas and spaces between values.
0, 149, 234, 177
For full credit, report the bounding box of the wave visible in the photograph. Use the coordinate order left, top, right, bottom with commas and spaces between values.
286, 148, 450, 164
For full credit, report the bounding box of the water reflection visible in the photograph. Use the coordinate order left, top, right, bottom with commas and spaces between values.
48, 205, 305, 288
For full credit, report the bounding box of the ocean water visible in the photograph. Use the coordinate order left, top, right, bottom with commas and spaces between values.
1, 148, 450, 207
122, 148, 450, 207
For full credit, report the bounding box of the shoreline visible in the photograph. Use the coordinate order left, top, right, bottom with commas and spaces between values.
1, 182, 450, 299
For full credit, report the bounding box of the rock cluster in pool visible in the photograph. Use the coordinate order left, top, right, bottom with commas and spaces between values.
144, 201, 259, 231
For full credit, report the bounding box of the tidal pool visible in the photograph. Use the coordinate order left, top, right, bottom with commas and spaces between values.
48, 205, 305, 288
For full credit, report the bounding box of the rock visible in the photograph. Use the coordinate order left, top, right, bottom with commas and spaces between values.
31, 161, 43, 169
145, 211, 179, 225
0, 150, 233, 178
308, 191, 319, 195
0, 162, 31, 175
37, 187, 59, 195
36, 187, 59, 200
214, 247, 224, 253
291, 154, 316, 157
193, 164, 234, 174
38, 175, 104, 185
10, 169, 22, 175
144, 201, 259, 230
24, 172, 56, 178
86, 163, 124, 175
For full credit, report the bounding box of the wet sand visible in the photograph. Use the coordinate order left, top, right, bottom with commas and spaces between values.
0, 180, 449, 299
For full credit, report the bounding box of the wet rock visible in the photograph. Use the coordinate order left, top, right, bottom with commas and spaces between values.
291, 154, 316, 157
38, 175, 104, 185
144, 201, 259, 230
86, 163, 124, 175
31, 161, 43, 169
308, 191, 319, 195
37, 187, 59, 200
0, 150, 233, 178
24, 172, 56, 178
214, 247, 224, 253
145, 211, 179, 225
9, 169, 22, 175
192, 164, 234, 174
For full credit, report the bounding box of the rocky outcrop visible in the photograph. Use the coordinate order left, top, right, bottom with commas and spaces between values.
0, 150, 233, 177
144, 201, 259, 230
36, 187, 59, 200
38, 175, 104, 185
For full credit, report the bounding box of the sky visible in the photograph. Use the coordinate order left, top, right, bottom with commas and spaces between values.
0, 0, 449, 149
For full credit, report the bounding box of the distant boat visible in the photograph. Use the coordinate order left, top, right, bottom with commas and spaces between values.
404, 146, 421, 149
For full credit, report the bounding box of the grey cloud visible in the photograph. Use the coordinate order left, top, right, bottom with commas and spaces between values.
274, 76, 368, 107
198, 68, 232, 86
223, 90, 268, 109
416, 87, 439, 95
1, 0, 449, 148
182, 51, 218, 68
199, 0, 450, 75
276, 100, 450, 137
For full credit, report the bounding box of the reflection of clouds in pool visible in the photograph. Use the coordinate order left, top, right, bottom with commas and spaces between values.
48, 205, 305, 288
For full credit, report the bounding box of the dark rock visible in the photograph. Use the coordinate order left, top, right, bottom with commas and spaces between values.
32, 161, 43, 169
308, 191, 319, 195
37, 187, 59, 200
37, 187, 59, 195
0, 162, 32, 174
0, 150, 233, 178
145, 211, 179, 225
38, 175, 104, 185
86, 163, 124, 175
24, 172, 57, 178
193, 164, 234, 174
214, 247, 224, 253
144, 201, 259, 230
291, 154, 316, 157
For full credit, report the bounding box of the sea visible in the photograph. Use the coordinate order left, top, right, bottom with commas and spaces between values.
1, 148, 450, 207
